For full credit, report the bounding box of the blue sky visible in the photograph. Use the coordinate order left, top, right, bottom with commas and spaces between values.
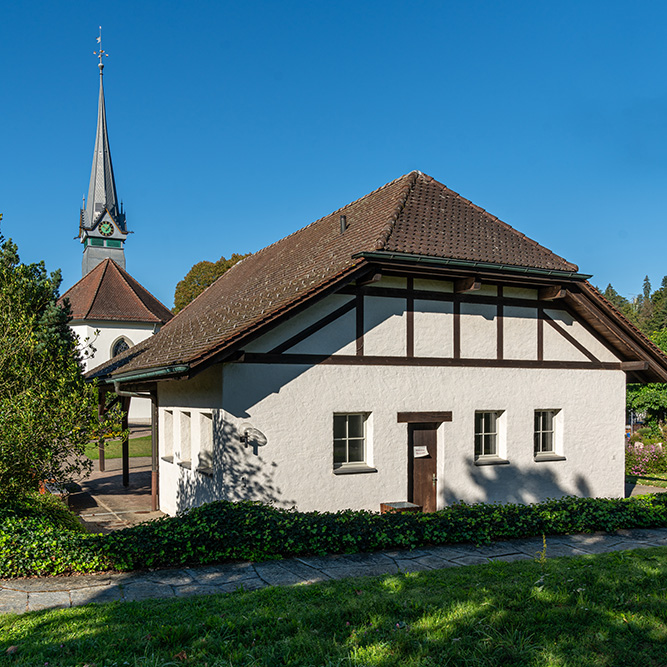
2, 1, 666, 307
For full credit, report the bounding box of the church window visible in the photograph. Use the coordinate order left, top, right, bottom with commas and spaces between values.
112, 338, 130, 357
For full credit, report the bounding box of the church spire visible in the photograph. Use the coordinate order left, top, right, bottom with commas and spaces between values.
84, 27, 119, 227
80, 28, 128, 277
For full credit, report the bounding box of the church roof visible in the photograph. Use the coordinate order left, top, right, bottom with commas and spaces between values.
60, 258, 173, 324
87, 171, 667, 383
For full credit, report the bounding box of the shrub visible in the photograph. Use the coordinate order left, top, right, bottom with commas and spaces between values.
625, 441, 667, 476
0, 493, 109, 578
4, 494, 667, 578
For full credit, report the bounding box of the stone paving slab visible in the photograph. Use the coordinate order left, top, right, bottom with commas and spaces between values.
173, 584, 222, 598
491, 553, 533, 563
0, 590, 27, 614
186, 562, 258, 586
278, 558, 331, 584
394, 558, 440, 572
2, 531, 666, 616
70, 586, 124, 606
414, 554, 461, 570
321, 561, 399, 580
422, 545, 475, 560
451, 555, 491, 566
122, 582, 175, 602
28, 591, 71, 612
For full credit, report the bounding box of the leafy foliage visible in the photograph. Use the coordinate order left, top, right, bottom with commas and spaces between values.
627, 331, 667, 429
4, 494, 667, 578
173, 253, 249, 313
625, 441, 667, 476
0, 237, 118, 499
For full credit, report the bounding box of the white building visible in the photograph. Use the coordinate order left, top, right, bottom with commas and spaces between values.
90, 171, 667, 513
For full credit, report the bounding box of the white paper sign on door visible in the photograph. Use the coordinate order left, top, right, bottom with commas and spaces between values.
413, 446, 429, 458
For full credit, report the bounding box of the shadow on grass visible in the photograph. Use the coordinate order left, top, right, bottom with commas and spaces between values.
3, 547, 667, 666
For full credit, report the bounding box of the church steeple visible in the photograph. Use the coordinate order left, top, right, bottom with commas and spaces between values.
80, 28, 128, 277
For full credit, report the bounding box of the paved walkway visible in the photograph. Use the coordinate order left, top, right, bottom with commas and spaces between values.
2, 527, 667, 615
69, 456, 164, 533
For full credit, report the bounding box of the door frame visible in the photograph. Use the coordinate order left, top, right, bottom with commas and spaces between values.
398, 411, 452, 512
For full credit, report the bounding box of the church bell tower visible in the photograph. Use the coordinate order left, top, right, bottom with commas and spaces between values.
79, 30, 129, 276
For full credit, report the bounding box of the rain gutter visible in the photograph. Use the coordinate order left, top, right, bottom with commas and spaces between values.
100, 364, 190, 385
353, 251, 592, 281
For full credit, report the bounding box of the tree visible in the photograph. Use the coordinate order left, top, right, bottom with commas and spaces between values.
0, 237, 116, 499
627, 331, 667, 431
173, 253, 249, 313
601, 283, 639, 326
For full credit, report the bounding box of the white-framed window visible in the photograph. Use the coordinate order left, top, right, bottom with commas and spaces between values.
534, 410, 561, 458
333, 413, 368, 467
475, 411, 499, 458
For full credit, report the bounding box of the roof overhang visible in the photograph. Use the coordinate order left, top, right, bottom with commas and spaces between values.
353, 251, 592, 282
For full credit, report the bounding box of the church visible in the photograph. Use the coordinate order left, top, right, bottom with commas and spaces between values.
59, 44, 172, 422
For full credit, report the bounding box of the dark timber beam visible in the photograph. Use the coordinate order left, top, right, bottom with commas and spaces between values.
455, 276, 482, 293
121, 396, 131, 488
621, 361, 649, 371
539, 285, 566, 300
358, 272, 382, 286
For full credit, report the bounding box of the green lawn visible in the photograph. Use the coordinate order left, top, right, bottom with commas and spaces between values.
84, 435, 152, 460
2, 547, 667, 666
626, 472, 667, 489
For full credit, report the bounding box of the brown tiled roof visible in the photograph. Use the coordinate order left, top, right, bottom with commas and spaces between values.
386, 174, 578, 271
59, 258, 173, 324
88, 171, 582, 379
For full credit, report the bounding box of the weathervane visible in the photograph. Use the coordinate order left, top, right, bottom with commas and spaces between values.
93, 26, 108, 72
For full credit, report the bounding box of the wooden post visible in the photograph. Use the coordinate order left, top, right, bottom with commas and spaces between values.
97, 390, 106, 472
121, 396, 130, 488
151, 391, 159, 512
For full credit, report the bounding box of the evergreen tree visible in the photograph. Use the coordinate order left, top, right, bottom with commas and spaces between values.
0, 236, 116, 498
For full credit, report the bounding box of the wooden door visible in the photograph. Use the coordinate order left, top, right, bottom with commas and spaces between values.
408, 423, 438, 512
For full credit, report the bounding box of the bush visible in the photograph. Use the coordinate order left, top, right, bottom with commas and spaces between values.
4, 494, 667, 578
625, 441, 667, 476
0, 493, 110, 578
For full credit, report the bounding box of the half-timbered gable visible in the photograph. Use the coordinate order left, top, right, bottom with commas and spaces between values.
89, 172, 667, 514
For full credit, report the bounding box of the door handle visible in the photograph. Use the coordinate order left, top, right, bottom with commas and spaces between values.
432, 473, 437, 488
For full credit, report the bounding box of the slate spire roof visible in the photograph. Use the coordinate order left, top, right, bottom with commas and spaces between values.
60, 258, 173, 324
82, 58, 121, 230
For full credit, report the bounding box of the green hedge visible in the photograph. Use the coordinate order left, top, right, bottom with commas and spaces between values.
3, 494, 667, 578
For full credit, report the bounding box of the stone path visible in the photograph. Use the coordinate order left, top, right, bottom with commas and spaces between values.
3, 527, 667, 615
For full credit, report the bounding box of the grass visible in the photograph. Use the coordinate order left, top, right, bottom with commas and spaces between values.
84, 435, 152, 460
2, 547, 667, 666
626, 472, 667, 489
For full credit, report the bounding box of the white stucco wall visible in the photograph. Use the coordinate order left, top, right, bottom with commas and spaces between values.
72, 319, 159, 421
157, 362, 626, 515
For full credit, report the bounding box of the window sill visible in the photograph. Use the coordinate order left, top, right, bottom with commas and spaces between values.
196, 466, 214, 477
474, 456, 510, 466
161, 456, 174, 464
333, 464, 378, 475
177, 460, 192, 470
534, 453, 567, 462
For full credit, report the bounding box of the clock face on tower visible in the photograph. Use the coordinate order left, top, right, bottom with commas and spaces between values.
99, 221, 114, 237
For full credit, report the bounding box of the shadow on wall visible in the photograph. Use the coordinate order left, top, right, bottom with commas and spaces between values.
175, 417, 296, 513
442, 461, 594, 506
